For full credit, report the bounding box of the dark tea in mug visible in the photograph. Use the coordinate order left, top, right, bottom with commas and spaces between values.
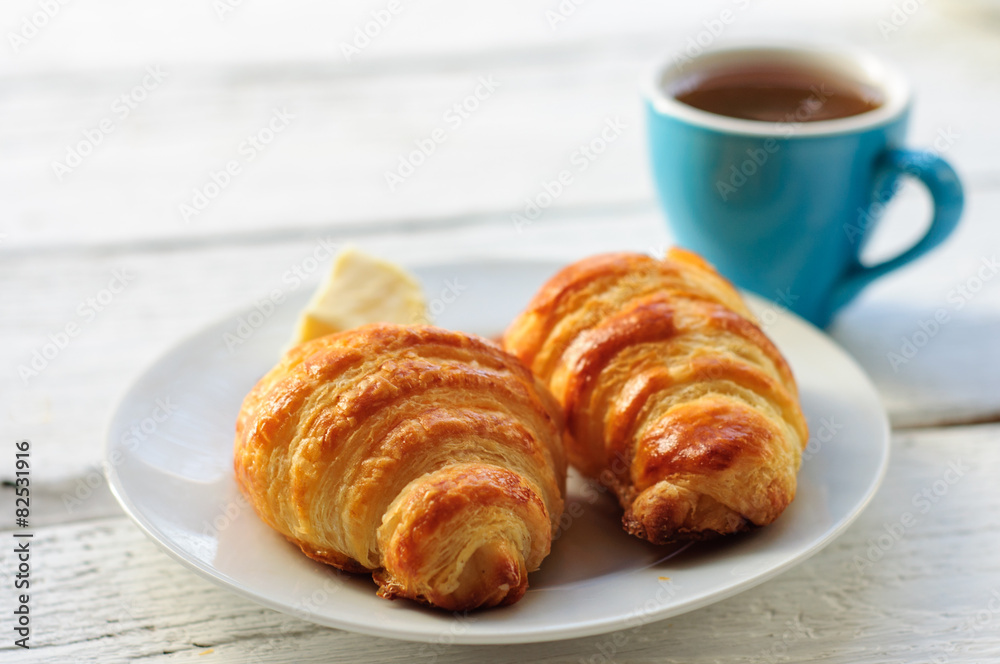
673, 64, 883, 122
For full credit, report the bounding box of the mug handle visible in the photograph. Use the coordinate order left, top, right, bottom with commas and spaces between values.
828, 148, 964, 316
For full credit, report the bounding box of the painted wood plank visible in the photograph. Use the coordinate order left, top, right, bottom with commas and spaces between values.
0, 3, 997, 252
2, 423, 998, 663
0, 0, 945, 76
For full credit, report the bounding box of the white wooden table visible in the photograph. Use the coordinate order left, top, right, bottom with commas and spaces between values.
2, 1, 999, 662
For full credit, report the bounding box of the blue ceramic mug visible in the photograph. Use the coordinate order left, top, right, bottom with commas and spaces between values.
645, 44, 963, 327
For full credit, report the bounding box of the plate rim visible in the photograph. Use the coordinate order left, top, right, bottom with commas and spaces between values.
104, 255, 891, 645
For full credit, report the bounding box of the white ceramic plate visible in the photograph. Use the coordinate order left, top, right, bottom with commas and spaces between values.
105, 258, 890, 645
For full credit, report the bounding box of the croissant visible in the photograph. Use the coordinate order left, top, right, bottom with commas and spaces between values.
234, 323, 566, 610
502, 249, 808, 544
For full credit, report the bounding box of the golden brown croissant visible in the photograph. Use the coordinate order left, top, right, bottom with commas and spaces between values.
234, 323, 566, 610
502, 249, 808, 544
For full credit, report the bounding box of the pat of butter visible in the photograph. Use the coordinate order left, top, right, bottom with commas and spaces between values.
290, 246, 429, 346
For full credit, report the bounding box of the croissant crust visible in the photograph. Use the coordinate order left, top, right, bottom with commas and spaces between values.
234, 323, 567, 610
503, 249, 808, 544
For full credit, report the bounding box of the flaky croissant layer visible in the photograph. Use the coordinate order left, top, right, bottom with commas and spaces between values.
503, 249, 808, 544
234, 324, 566, 610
